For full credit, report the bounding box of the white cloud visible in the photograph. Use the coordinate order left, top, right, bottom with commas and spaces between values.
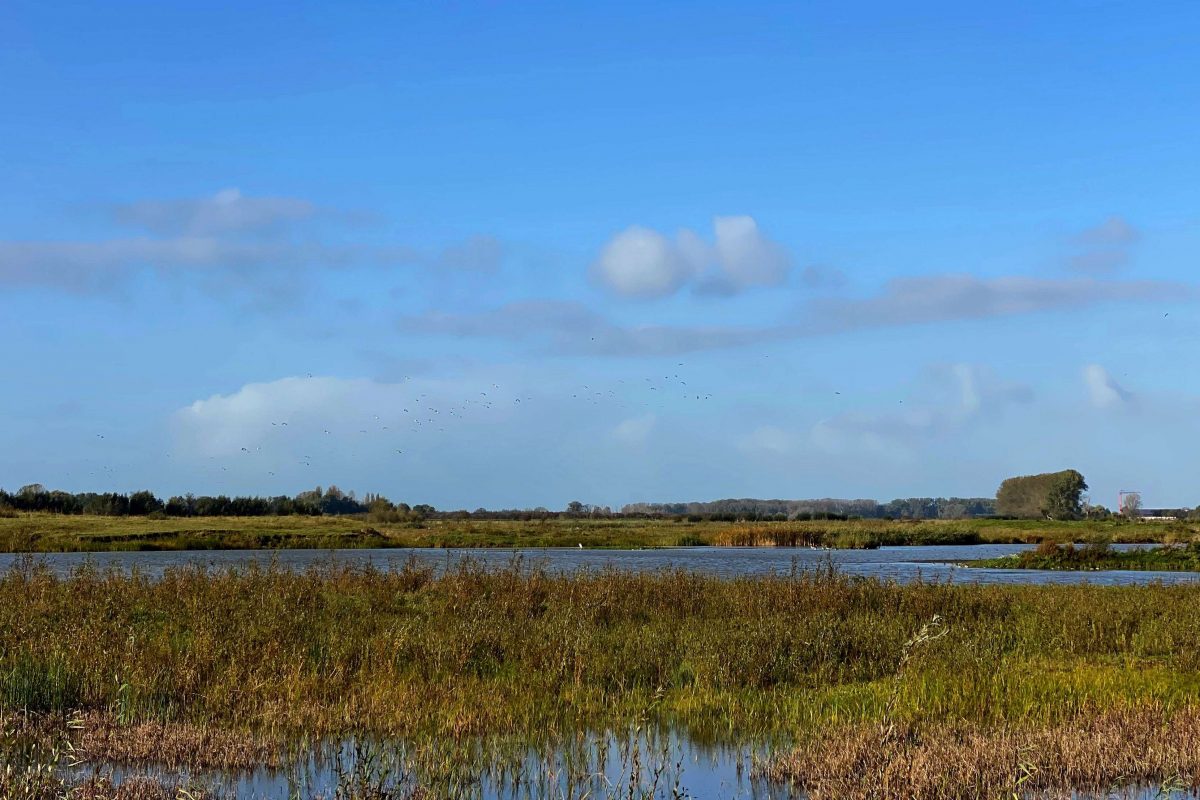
711, 215, 791, 289
173, 376, 392, 457
1083, 364, 1133, 409
590, 226, 694, 298
591, 215, 792, 298
612, 414, 657, 446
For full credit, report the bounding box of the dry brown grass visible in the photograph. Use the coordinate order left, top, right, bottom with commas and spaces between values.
77, 713, 280, 770
759, 703, 1200, 799
70, 775, 214, 800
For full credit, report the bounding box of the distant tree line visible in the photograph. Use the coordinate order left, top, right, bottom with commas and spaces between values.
619, 497, 997, 521
10, 479, 1193, 522
1, 484, 1001, 522
0, 484, 380, 518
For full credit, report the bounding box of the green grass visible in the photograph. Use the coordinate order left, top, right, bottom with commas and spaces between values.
970, 540, 1200, 571
0, 512, 1194, 553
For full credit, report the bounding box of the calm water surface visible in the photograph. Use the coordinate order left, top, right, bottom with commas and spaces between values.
80, 734, 1193, 800
3, 543, 1195, 585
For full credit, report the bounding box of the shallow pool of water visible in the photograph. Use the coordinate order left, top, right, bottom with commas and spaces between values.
74, 732, 1200, 799
3, 543, 1195, 586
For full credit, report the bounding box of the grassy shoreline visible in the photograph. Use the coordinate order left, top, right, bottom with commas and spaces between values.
1, 512, 1194, 552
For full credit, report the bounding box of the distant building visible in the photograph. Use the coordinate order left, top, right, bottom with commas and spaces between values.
1139, 508, 1184, 521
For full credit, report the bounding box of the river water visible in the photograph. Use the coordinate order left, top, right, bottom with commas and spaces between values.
2, 543, 1196, 585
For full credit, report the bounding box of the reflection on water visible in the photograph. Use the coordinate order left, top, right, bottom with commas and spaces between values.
75, 731, 1200, 800
82, 732, 775, 800
2, 543, 1197, 586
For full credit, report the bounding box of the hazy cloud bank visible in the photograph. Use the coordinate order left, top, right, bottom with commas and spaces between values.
402, 275, 1189, 357
0, 189, 503, 293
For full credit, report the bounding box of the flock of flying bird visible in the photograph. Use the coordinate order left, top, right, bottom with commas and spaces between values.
83, 365, 722, 485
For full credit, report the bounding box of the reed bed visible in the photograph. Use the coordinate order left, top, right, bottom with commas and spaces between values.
5, 559, 1200, 738
759, 703, 1200, 799
710, 521, 987, 548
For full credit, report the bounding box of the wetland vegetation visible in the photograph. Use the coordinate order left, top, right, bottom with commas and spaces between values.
971, 540, 1200, 572
1, 512, 1196, 553
6, 559, 1200, 796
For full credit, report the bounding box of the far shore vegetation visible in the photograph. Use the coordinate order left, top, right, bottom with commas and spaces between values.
970, 540, 1200, 572
2, 512, 1199, 553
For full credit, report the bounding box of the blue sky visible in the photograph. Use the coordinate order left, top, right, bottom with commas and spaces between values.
2, 1, 1198, 510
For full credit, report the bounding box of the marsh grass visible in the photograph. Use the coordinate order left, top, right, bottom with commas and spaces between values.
9, 559, 1200, 795
0, 513, 1191, 553
7, 559, 1200, 738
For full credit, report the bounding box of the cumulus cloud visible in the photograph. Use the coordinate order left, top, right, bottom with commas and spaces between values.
708, 215, 792, 290
590, 227, 693, 298
402, 275, 1189, 358
1066, 217, 1139, 274
173, 372, 529, 463
0, 189, 503, 294
173, 376, 392, 457
1083, 364, 1134, 410
591, 215, 792, 298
